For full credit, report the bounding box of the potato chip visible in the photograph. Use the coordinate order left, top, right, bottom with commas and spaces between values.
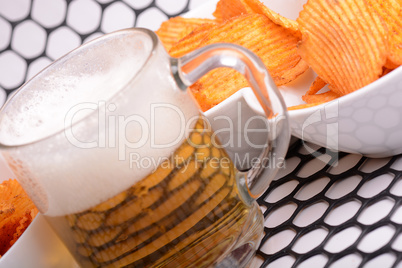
166, 22, 216, 60
169, 13, 308, 111
382, 67, 394, 77
288, 102, 324, 110
0, 179, 24, 200
213, 0, 253, 23
384, 59, 400, 70
213, 0, 299, 33
213, 0, 299, 34
305, 76, 327, 96
297, 0, 388, 96
302, 90, 340, 104
156, 17, 216, 52
241, 0, 300, 34
0, 179, 38, 257
190, 69, 249, 112
366, 0, 402, 67
301, 74, 339, 105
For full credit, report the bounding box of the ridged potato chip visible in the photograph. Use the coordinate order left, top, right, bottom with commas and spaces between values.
156, 17, 215, 52
297, 0, 388, 96
213, 0, 299, 34
157, 0, 401, 111
305, 76, 327, 95
366, 0, 402, 67
165, 22, 216, 60
242, 0, 300, 34
382, 67, 395, 77
169, 13, 308, 111
213, 0, 253, 23
289, 76, 340, 108
0, 179, 38, 257
302, 90, 340, 104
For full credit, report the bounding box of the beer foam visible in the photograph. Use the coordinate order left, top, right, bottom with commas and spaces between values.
0, 31, 152, 147
0, 30, 199, 216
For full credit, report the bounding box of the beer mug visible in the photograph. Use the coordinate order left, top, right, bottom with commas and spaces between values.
0, 28, 289, 267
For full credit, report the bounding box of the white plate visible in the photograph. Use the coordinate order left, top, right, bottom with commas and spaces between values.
188, 0, 402, 158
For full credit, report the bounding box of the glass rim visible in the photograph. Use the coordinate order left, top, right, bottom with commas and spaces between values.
0, 27, 159, 149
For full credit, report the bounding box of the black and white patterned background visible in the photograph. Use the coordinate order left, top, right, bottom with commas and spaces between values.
1, 1, 402, 268
0, 0, 205, 106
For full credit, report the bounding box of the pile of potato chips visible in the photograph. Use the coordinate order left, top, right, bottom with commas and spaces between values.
0, 179, 38, 257
156, 0, 402, 111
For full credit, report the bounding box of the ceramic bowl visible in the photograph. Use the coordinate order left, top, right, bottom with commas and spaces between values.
190, 0, 402, 158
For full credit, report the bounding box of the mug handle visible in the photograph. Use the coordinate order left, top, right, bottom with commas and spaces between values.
171, 43, 291, 201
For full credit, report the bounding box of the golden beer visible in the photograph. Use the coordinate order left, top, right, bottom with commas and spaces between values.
0, 28, 289, 268
46, 117, 258, 267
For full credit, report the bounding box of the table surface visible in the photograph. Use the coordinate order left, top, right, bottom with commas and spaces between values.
1, 1, 402, 267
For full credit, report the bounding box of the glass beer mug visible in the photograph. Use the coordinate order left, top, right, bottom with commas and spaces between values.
0, 28, 289, 267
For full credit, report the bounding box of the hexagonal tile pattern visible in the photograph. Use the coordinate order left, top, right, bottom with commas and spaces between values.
0, 17, 12, 51
46, 26, 81, 60
0, 0, 31, 22
0, 50, 27, 89
83, 32, 104, 44
260, 229, 296, 255
26, 56, 53, 80
123, 0, 152, 9
67, 0, 102, 34
31, 0, 67, 28
0, 0, 202, 99
101, 2, 135, 33
136, 7, 168, 31
257, 140, 402, 267
292, 228, 328, 254
12, 20, 47, 59
324, 227, 361, 253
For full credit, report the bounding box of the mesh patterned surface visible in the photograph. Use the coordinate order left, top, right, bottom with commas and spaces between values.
254, 140, 402, 268
1, 1, 402, 267
0, 0, 202, 105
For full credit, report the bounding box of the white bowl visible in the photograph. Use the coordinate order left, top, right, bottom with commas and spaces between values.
189, 0, 402, 158
287, 67, 402, 158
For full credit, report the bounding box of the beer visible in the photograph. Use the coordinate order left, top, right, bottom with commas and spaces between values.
46, 117, 256, 267
0, 29, 280, 268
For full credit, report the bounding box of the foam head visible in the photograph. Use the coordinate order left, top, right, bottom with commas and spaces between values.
0, 29, 199, 216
